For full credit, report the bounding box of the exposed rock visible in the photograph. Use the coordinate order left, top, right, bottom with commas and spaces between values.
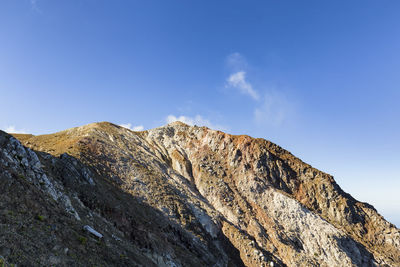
0, 121, 398, 266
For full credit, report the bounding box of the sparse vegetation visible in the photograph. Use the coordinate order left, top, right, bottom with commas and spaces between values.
78, 235, 87, 245
0, 122, 398, 266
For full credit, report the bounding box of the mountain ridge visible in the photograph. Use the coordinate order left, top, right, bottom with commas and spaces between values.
1, 121, 399, 266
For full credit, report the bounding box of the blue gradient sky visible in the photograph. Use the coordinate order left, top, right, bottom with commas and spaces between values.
1, 1, 399, 227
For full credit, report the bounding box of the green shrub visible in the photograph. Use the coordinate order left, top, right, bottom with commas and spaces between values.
36, 214, 45, 221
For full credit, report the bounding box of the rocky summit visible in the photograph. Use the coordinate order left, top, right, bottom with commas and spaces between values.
0, 122, 399, 267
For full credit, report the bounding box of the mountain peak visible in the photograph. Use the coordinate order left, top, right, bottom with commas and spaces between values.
165, 120, 190, 127
1, 122, 398, 266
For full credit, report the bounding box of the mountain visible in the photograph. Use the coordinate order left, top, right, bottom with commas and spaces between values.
0, 121, 399, 266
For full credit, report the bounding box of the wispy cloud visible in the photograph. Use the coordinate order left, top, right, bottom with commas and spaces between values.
119, 123, 144, 131
226, 52, 248, 71
226, 71, 259, 100
166, 114, 226, 131
225, 52, 260, 100
254, 91, 293, 127
1, 125, 28, 134
224, 52, 295, 128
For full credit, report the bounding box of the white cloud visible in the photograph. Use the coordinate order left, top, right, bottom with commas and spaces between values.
119, 123, 144, 131
166, 115, 226, 131
254, 91, 292, 127
166, 115, 195, 125
226, 71, 259, 100
132, 125, 144, 131
224, 53, 295, 128
1, 125, 28, 134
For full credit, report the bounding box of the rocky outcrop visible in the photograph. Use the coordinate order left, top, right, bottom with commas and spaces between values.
1, 121, 398, 266
0, 130, 241, 266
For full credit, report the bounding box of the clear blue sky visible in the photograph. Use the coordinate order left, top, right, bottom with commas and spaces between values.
1, 0, 399, 227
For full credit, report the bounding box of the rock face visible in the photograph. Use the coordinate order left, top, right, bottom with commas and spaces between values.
0, 121, 399, 266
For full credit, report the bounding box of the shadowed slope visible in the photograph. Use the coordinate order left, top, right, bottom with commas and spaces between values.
10, 121, 400, 266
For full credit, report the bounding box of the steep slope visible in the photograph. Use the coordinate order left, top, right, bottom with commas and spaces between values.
0, 130, 242, 266
3, 121, 399, 266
